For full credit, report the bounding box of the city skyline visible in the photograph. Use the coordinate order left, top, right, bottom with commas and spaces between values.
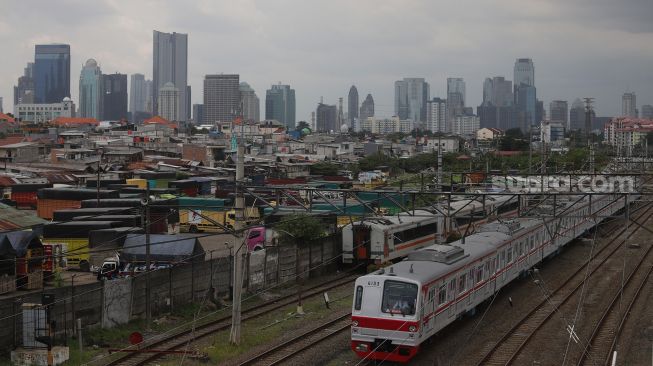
1, 1, 652, 121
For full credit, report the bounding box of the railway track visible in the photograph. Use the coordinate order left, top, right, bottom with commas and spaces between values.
474, 202, 653, 366
100, 272, 358, 366
573, 241, 653, 365
238, 311, 351, 366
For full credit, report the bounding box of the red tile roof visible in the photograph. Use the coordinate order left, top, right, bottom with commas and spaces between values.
0, 136, 27, 146
0, 113, 15, 123
143, 116, 177, 129
51, 117, 99, 126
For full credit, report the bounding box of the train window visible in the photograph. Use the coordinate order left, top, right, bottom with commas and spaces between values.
448, 280, 456, 300
393, 223, 438, 244
381, 280, 417, 316
476, 266, 483, 283
484, 262, 490, 277
438, 284, 446, 306
468, 269, 474, 288
500, 250, 506, 264
354, 286, 363, 310
530, 237, 534, 250
458, 274, 467, 293
519, 242, 524, 256
507, 248, 513, 263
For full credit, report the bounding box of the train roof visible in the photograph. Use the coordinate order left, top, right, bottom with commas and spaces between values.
345, 210, 437, 230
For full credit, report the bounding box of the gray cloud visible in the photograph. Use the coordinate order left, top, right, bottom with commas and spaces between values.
0, 0, 652, 120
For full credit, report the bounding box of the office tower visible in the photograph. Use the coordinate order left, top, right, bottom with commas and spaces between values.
337, 97, 344, 128
426, 98, 447, 133
479, 76, 513, 130
192, 104, 204, 124
394, 78, 429, 122
514, 58, 537, 131
0, 97, 2, 113
102, 73, 128, 120
265, 83, 296, 129
641, 104, 653, 119
239, 82, 260, 122
622, 92, 637, 117
79, 59, 102, 119
549, 100, 568, 127
348, 85, 359, 126
316, 103, 337, 132
130, 73, 151, 119
446, 78, 466, 132
536, 100, 545, 124
359, 94, 375, 121
153, 30, 188, 120
144, 79, 153, 114
34, 44, 70, 103
186, 85, 192, 120
452, 115, 480, 137
569, 98, 585, 131
203, 74, 240, 124
14, 62, 34, 107
158, 82, 179, 121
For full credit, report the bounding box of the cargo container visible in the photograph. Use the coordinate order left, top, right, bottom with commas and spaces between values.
11, 183, 52, 208
37, 188, 120, 219
37, 199, 82, 220
179, 196, 258, 233
126, 178, 148, 189
168, 179, 200, 197
52, 207, 137, 221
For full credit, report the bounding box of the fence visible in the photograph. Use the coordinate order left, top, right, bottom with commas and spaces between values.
0, 233, 342, 355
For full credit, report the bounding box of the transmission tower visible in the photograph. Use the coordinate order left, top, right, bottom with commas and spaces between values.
584, 97, 594, 145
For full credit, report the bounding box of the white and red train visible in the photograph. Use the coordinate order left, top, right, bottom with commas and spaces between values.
349, 193, 631, 363
342, 194, 519, 264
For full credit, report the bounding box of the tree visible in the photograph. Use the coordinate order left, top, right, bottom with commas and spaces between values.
295, 121, 310, 131
310, 161, 339, 176
386, 132, 407, 142
275, 214, 325, 245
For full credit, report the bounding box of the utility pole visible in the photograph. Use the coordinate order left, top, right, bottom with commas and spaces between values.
584, 97, 594, 146
229, 141, 245, 344
144, 185, 151, 329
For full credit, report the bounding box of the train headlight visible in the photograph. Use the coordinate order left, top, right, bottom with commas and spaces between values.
352, 320, 359, 327
409, 325, 417, 332
355, 343, 369, 352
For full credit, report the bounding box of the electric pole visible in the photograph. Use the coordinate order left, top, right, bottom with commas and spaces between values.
229, 140, 245, 344
145, 185, 151, 329
584, 97, 594, 146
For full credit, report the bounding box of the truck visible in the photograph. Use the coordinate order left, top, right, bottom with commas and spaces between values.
180, 196, 260, 233
96, 253, 173, 280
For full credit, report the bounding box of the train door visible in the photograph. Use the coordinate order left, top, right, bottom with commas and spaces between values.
353, 225, 371, 261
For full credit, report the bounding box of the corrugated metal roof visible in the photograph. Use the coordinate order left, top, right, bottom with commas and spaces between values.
121, 233, 204, 262
0, 203, 47, 231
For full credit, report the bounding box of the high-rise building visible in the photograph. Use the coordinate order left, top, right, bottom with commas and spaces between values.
265, 83, 296, 129
316, 103, 337, 132
446, 78, 466, 132
144, 79, 153, 114
130, 73, 152, 121
14, 62, 34, 108
348, 85, 359, 126
394, 78, 429, 123
359, 94, 374, 121
158, 82, 179, 122
569, 98, 585, 131
622, 92, 637, 117
102, 73, 128, 121
549, 100, 568, 127
192, 104, 204, 125
452, 115, 480, 137
239, 82, 260, 122
479, 76, 514, 130
153, 30, 188, 121
186, 85, 192, 121
536, 100, 545, 124
79, 59, 102, 119
426, 98, 447, 133
514, 58, 537, 131
641, 104, 653, 120
34, 44, 70, 103
0, 97, 3, 113
203, 74, 240, 124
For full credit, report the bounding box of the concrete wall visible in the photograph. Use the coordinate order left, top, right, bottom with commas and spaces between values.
0, 234, 342, 356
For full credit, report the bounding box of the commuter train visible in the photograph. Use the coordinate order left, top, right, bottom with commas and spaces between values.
350, 193, 632, 362
342, 194, 519, 264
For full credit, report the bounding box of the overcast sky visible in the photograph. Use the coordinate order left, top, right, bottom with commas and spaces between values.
1, 0, 652, 120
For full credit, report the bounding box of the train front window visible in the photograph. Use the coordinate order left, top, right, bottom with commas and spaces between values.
381, 280, 417, 316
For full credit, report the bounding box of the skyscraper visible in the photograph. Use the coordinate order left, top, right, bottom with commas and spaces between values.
34, 44, 70, 103
446, 78, 466, 132
359, 94, 375, 121
569, 98, 585, 131
130, 73, 152, 121
158, 82, 179, 122
239, 82, 260, 122
186, 85, 192, 121
549, 100, 568, 127
102, 73, 128, 121
79, 59, 102, 119
348, 85, 359, 126
265, 84, 296, 129
153, 31, 188, 121
14, 62, 35, 108
203, 74, 240, 124
316, 103, 337, 132
479, 76, 513, 129
192, 104, 204, 125
513, 58, 537, 131
426, 98, 447, 133
641, 105, 653, 120
622, 92, 637, 117
394, 78, 429, 123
